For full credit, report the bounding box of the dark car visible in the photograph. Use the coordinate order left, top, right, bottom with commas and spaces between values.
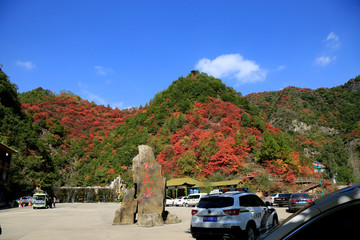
274, 193, 291, 207
288, 193, 313, 212
258, 183, 360, 240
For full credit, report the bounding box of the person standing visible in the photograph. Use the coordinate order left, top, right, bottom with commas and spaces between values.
53, 196, 56, 208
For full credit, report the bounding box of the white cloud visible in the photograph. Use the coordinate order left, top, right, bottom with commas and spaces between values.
277, 65, 286, 71
78, 82, 106, 105
94, 65, 115, 76
326, 32, 340, 49
16, 60, 36, 70
78, 82, 125, 109
86, 91, 106, 105
195, 54, 267, 84
314, 56, 336, 66
111, 101, 125, 109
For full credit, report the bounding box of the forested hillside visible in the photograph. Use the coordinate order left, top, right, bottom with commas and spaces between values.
1, 70, 55, 196
245, 75, 360, 181
1, 68, 358, 198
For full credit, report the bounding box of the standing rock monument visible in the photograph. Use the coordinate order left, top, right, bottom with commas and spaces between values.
113, 145, 180, 227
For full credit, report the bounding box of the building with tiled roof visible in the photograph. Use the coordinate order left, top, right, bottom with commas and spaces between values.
166, 177, 241, 198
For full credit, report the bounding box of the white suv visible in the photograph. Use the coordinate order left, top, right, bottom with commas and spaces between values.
186, 193, 207, 207
264, 193, 281, 206
190, 189, 278, 240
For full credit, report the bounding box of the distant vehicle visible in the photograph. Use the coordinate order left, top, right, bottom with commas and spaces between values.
264, 193, 281, 206
258, 183, 360, 240
165, 196, 174, 206
191, 188, 278, 240
274, 193, 291, 207
185, 193, 207, 207
288, 193, 313, 212
173, 196, 187, 207
32, 193, 50, 209
11, 196, 33, 207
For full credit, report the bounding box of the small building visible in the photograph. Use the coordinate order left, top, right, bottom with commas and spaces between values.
166, 177, 241, 198
0, 142, 16, 207
166, 178, 200, 198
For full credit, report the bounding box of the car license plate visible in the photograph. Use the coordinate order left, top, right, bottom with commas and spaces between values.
299, 201, 306, 203
203, 216, 217, 222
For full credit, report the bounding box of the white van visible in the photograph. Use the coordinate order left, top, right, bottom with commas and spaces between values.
186, 193, 207, 207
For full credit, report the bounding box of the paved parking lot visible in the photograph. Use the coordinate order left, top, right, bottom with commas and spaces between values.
0, 203, 292, 240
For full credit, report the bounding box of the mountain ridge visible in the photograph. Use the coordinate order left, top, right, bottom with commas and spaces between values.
1, 68, 358, 198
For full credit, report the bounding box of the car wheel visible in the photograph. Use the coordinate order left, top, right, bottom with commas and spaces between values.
195, 237, 206, 240
272, 216, 279, 227
245, 225, 256, 240
224, 234, 238, 240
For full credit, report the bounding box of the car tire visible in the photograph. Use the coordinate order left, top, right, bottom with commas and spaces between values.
245, 224, 256, 240
224, 233, 239, 240
272, 216, 279, 227
195, 237, 206, 240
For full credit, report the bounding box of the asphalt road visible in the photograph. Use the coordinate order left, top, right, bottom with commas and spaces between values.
0, 203, 292, 240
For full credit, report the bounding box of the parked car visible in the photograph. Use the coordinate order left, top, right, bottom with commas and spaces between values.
288, 193, 313, 212
264, 193, 281, 206
274, 193, 291, 207
11, 196, 33, 207
173, 196, 187, 207
186, 193, 207, 207
165, 196, 174, 206
258, 183, 360, 240
191, 189, 278, 240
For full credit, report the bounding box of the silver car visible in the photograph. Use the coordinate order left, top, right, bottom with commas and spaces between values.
258, 183, 360, 240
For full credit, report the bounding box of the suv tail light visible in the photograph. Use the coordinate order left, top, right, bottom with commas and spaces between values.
223, 209, 240, 215
191, 210, 198, 215
307, 199, 313, 203
290, 200, 297, 203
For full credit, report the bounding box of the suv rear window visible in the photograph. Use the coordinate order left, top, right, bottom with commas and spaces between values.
197, 197, 234, 208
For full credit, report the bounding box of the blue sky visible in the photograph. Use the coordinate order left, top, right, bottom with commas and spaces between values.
1, 0, 359, 109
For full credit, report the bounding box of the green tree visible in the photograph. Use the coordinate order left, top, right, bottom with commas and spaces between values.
317, 136, 355, 182
241, 113, 250, 128
176, 150, 198, 176
259, 131, 292, 162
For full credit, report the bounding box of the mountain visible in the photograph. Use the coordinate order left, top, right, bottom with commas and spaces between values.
245, 75, 360, 180
1, 68, 358, 198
